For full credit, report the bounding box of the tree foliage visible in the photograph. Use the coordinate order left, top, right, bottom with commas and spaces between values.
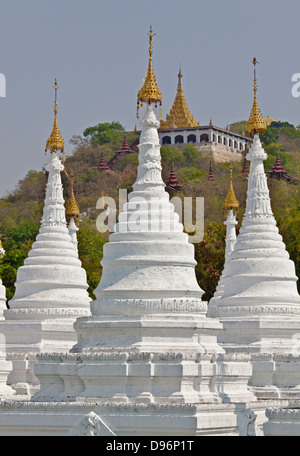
83, 121, 125, 147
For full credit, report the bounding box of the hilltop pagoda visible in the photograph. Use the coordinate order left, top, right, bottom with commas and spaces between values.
165, 161, 182, 192
160, 68, 200, 129
268, 152, 288, 180
156, 70, 250, 159
108, 135, 133, 169
95, 150, 111, 171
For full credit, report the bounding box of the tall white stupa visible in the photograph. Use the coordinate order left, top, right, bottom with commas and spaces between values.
210, 58, 300, 399
0, 81, 91, 395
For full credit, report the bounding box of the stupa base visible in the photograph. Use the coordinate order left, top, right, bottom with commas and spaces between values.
0, 316, 89, 396
264, 406, 300, 436
0, 357, 15, 397
0, 399, 261, 436
215, 317, 300, 400
31, 349, 255, 405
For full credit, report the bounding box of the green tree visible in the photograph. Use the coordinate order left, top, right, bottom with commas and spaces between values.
229, 120, 247, 135
83, 121, 125, 146
77, 220, 107, 299
194, 222, 226, 302
260, 126, 279, 145
160, 146, 184, 166
183, 144, 199, 166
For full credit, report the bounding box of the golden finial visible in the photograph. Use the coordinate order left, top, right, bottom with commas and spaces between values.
137, 26, 162, 118
246, 58, 266, 135
45, 79, 65, 156
224, 162, 239, 214
65, 170, 80, 221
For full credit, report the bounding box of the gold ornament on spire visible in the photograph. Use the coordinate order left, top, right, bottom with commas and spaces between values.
246, 58, 266, 135
137, 26, 162, 118
45, 79, 65, 155
160, 67, 200, 129
65, 170, 80, 222
224, 162, 239, 214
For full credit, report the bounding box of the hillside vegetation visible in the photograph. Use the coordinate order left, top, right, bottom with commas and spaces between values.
0, 120, 299, 302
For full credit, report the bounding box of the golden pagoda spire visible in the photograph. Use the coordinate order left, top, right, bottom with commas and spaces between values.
160, 67, 200, 129
65, 170, 80, 222
45, 79, 65, 156
246, 58, 266, 136
224, 162, 239, 214
137, 26, 162, 118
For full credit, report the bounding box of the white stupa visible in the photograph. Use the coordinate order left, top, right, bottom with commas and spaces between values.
208, 164, 239, 312
14, 28, 257, 437
0, 81, 91, 395
0, 244, 15, 397
210, 58, 300, 399
65, 170, 80, 253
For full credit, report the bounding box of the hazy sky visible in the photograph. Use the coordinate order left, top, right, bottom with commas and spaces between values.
0, 0, 300, 197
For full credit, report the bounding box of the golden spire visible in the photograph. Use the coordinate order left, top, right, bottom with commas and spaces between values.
137, 26, 162, 118
246, 58, 266, 135
224, 162, 239, 214
45, 79, 65, 155
160, 67, 200, 129
65, 170, 80, 221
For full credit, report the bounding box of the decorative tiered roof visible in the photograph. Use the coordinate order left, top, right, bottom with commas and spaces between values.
95, 150, 110, 171
165, 162, 182, 192
208, 161, 215, 182
45, 80, 64, 156
108, 135, 133, 168
224, 163, 239, 215
160, 68, 200, 129
268, 152, 288, 180
246, 58, 267, 135
65, 170, 80, 222
136, 26, 162, 119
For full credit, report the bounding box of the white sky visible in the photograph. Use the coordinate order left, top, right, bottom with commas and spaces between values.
0, 0, 300, 196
